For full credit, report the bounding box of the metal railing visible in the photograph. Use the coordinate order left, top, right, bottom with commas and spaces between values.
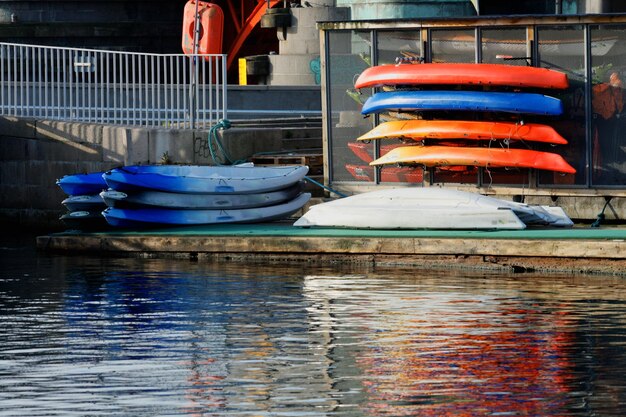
0, 42, 227, 128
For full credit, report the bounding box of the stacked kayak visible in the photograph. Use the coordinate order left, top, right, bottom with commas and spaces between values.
348, 62, 575, 177
357, 120, 569, 145
354, 63, 570, 90
307, 62, 576, 230
56, 172, 108, 230
100, 165, 311, 228
360, 90, 564, 116
371, 146, 576, 174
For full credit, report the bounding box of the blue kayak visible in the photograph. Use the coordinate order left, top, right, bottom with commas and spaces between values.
60, 211, 108, 231
361, 90, 564, 116
100, 182, 304, 210
62, 194, 107, 212
102, 193, 311, 227
57, 172, 107, 196
103, 165, 309, 194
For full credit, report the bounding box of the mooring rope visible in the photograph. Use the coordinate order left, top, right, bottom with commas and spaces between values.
304, 176, 347, 198
207, 119, 347, 198
591, 197, 613, 228
207, 119, 240, 165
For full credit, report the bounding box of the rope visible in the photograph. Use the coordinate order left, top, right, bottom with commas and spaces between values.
304, 176, 347, 198
591, 197, 613, 228
484, 166, 493, 189
207, 119, 249, 166
206, 121, 347, 198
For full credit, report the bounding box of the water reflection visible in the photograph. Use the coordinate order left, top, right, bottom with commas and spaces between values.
304, 275, 583, 416
1, 239, 626, 415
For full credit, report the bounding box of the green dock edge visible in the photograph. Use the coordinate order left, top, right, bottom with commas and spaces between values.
55, 223, 626, 240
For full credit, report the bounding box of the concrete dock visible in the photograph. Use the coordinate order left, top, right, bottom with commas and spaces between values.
37, 223, 626, 276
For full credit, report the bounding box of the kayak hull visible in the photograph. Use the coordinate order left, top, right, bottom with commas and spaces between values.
357, 120, 568, 145
370, 145, 576, 174
295, 188, 572, 230
62, 194, 107, 212
361, 91, 564, 116
348, 141, 423, 164
100, 182, 304, 210
344, 164, 424, 183
60, 211, 108, 231
354, 63, 569, 90
57, 172, 107, 196
102, 193, 311, 228
103, 165, 309, 194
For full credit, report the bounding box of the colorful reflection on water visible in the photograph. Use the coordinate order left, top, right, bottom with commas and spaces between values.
1, 237, 626, 415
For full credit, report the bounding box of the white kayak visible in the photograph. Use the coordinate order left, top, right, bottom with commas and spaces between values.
293, 188, 573, 230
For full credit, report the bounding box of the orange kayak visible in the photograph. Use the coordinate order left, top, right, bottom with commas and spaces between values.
357, 120, 568, 145
354, 63, 569, 90
370, 145, 576, 174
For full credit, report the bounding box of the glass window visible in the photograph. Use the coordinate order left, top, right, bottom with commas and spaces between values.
430, 29, 478, 184
536, 25, 587, 187
480, 28, 531, 187
590, 24, 626, 186
430, 28, 476, 63
377, 30, 421, 65
327, 30, 373, 183
481, 28, 528, 65
375, 31, 424, 184
326, 22, 625, 190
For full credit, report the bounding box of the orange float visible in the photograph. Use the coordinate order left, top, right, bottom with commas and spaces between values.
182, 0, 224, 57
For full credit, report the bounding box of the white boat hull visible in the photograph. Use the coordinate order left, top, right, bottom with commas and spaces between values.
294, 188, 573, 230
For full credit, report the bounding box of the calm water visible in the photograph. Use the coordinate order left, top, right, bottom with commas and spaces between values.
2, 236, 626, 416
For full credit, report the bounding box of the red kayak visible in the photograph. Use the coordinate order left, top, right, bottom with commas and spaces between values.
370, 145, 576, 174
357, 120, 568, 145
347, 141, 422, 163
355, 63, 569, 90
345, 164, 424, 183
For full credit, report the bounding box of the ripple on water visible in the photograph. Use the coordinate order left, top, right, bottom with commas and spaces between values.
1, 248, 626, 415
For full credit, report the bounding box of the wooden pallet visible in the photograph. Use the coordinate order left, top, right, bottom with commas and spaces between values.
250, 153, 323, 175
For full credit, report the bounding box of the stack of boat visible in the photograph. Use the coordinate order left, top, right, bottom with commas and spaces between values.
347, 62, 576, 176
99, 164, 311, 228
57, 172, 109, 230
56, 165, 311, 229
296, 62, 577, 230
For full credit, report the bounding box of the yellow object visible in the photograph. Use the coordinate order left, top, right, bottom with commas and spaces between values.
238, 58, 247, 85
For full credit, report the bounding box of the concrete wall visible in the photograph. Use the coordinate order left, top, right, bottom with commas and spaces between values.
266, 6, 351, 86
0, 116, 322, 231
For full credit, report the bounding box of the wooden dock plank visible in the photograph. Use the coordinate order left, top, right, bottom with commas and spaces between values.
37, 229, 626, 275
